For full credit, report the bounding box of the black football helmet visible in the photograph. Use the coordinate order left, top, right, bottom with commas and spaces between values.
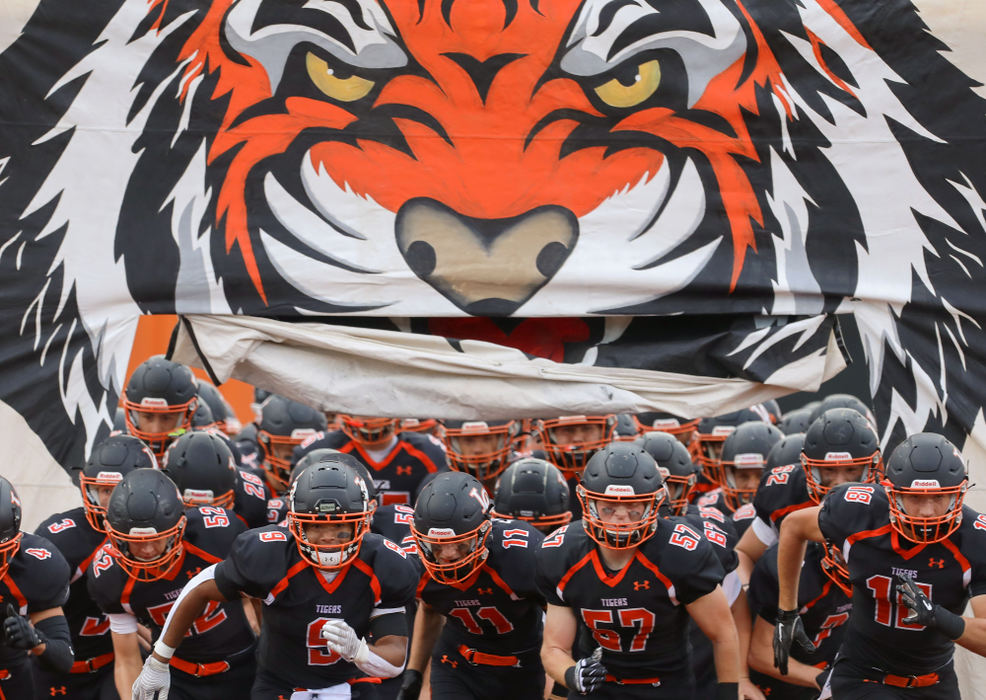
442, 419, 520, 483
162, 431, 237, 509
80, 434, 159, 532
766, 433, 806, 470
719, 422, 784, 510
577, 442, 665, 549
801, 408, 881, 503
288, 454, 374, 570
122, 356, 198, 458
412, 471, 493, 584
105, 469, 186, 581
0, 477, 23, 579
537, 415, 616, 479
190, 400, 215, 430
693, 407, 768, 486
808, 394, 875, 425
258, 395, 327, 493
637, 431, 698, 516
777, 407, 813, 435
884, 433, 968, 543
492, 458, 571, 532
339, 415, 400, 444
612, 414, 641, 441
291, 448, 377, 505
400, 418, 439, 435
635, 412, 699, 444
196, 381, 237, 434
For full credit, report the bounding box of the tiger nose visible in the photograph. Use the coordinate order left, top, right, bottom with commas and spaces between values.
395, 198, 578, 316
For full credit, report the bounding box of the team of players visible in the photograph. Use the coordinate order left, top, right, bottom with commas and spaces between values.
1, 355, 985, 698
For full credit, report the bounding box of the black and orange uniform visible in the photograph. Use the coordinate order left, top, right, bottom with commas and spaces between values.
297, 430, 448, 506
696, 488, 757, 538
0, 533, 71, 700
87, 507, 254, 698
748, 543, 850, 699
414, 519, 545, 700
818, 483, 986, 697
749, 464, 815, 549
536, 518, 725, 698
234, 467, 273, 528
34, 507, 114, 699
213, 525, 417, 698
371, 504, 415, 552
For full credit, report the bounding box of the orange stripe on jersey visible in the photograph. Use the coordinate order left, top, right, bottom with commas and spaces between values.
351, 442, 397, 470
846, 524, 892, 546
888, 529, 929, 560
183, 541, 223, 565
556, 551, 594, 597
940, 538, 971, 576
633, 551, 676, 600
589, 550, 634, 588
800, 578, 834, 613
269, 559, 309, 600
1, 573, 28, 611
120, 575, 137, 610
401, 442, 442, 473
770, 500, 814, 524
482, 564, 517, 599
415, 570, 430, 599
75, 535, 110, 582
352, 558, 382, 604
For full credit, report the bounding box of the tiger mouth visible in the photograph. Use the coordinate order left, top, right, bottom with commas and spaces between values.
261, 152, 717, 316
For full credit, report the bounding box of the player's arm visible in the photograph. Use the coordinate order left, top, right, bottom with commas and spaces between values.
955, 594, 986, 654
688, 585, 743, 698
773, 506, 823, 675
108, 613, 144, 700
407, 599, 442, 673
728, 588, 765, 700
748, 614, 824, 688
1, 605, 74, 673
541, 603, 579, 687
897, 585, 986, 655
735, 526, 769, 585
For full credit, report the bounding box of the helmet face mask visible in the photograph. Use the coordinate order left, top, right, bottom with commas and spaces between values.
80, 435, 160, 532
122, 357, 199, 458
339, 415, 398, 445
801, 408, 881, 504
820, 541, 852, 597
0, 478, 23, 579
537, 416, 615, 479
443, 420, 519, 483
107, 519, 187, 582
258, 396, 327, 493
719, 422, 784, 511
412, 521, 492, 584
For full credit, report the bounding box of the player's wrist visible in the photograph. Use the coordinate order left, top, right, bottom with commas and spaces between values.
152, 639, 176, 661
932, 605, 965, 640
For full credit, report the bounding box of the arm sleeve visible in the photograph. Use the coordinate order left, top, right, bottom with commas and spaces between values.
534, 545, 567, 606
34, 614, 74, 673
213, 528, 286, 600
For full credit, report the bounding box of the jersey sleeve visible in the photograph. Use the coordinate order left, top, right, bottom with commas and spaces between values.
17, 534, 71, 611
534, 525, 575, 606
662, 521, 726, 605
184, 505, 247, 560
817, 483, 885, 546
34, 509, 90, 571
86, 547, 127, 615
746, 547, 780, 622
404, 432, 449, 472
961, 508, 986, 597
493, 520, 546, 603
213, 526, 293, 600
363, 535, 418, 611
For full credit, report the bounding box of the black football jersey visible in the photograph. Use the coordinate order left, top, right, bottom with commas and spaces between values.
535, 518, 724, 680
266, 496, 289, 525
213, 527, 418, 689
0, 533, 71, 669
234, 468, 273, 528
413, 519, 545, 655
818, 483, 986, 674
296, 430, 448, 506
371, 503, 415, 551
750, 465, 814, 547
35, 507, 113, 662
682, 504, 739, 575
696, 488, 756, 538
87, 506, 252, 663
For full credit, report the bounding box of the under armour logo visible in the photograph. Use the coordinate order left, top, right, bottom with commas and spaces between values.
50, 688, 67, 696
396, 466, 413, 475
187, 566, 202, 578
763, 688, 772, 697
633, 580, 650, 591
441, 654, 458, 668
477, 587, 493, 595
929, 558, 945, 569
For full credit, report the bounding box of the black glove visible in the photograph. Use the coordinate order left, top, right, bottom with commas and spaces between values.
772, 608, 814, 675
564, 648, 607, 695
2, 604, 42, 650
896, 572, 965, 639
397, 668, 423, 700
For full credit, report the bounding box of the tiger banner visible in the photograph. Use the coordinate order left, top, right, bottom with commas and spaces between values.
2, 0, 986, 527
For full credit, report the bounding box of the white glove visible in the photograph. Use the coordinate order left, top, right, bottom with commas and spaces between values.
132, 654, 171, 700
320, 619, 368, 663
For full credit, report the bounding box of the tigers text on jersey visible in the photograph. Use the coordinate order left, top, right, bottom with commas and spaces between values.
750, 465, 815, 547
35, 506, 113, 662
413, 519, 545, 656
297, 430, 447, 505
87, 506, 252, 663
535, 518, 724, 681
819, 483, 986, 674
213, 526, 418, 690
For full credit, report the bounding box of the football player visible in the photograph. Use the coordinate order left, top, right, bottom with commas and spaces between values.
691, 407, 770, 498
400, 471, 545, 700
87, 468, 252, 699
122, 356, 199, 459
774, 432, 986, 698
256, 394, 328, 495
441, 419, 520, 492
634, 412, 699, 447
536, 415, 615, 520
536, 442, 745, 698
491, 457, 572, 535
34, 434, 157, 699
0, 476, 74, 698
130, 454, 417, 699
297, 414, 447, 507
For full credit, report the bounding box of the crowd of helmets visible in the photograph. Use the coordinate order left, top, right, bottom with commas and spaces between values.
2, 353, 973, 696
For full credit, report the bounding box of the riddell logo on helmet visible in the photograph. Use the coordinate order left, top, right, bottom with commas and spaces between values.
95, 471, 124, 483
824, 451, 853, 461
428, 528, 456, 537
139, 398, 169, 408
604, 485, 636, 496
461, 421, 491, 432
910, 479, 941, 488
182, 489, 214, 503
712, 426, 735, 436
290, 429, 319, 440
734, 453, 765, 467
652, 419, 682, 429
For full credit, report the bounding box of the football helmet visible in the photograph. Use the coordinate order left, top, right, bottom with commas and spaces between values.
122, 356, 198, 458
412, 471, 493, 584
0, 477, 23, 579
801, 408, 880, 503
612, 414, 641, 441
777, 408, 813, 435
190, 400, 215, 430
637, 431, 698, 516
693, 407, 767, 486
808, 394, 875, 425
105, 469, 187, 581
884, 433, 968, 544
339, 415, 399, 444
766, 433, 806, 470
491, 458, 571, 532
577, 442, 665, 549
442, 419, 519, 483
819, 541, 852, 597
196, 381, 237, 434
258, 395, 327, 492
80, 434, 159, 532
400, 418, 439, 435
635, 412, 699, 444
291, 448, 377, 505
537, 415, 615, 479
719, 422, 784, 510
288, 454, 374, 570
162, 431, 237, 509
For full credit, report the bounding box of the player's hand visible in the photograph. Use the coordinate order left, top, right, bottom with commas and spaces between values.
320, 618, 366, 662
896, 572, 965, 639
397, 668, 423, 700
772, 609, 814, 675
740, 677, 766, 699
564, 647, 607, 695
2, 604, 42, 650
132, 654, 171, 700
